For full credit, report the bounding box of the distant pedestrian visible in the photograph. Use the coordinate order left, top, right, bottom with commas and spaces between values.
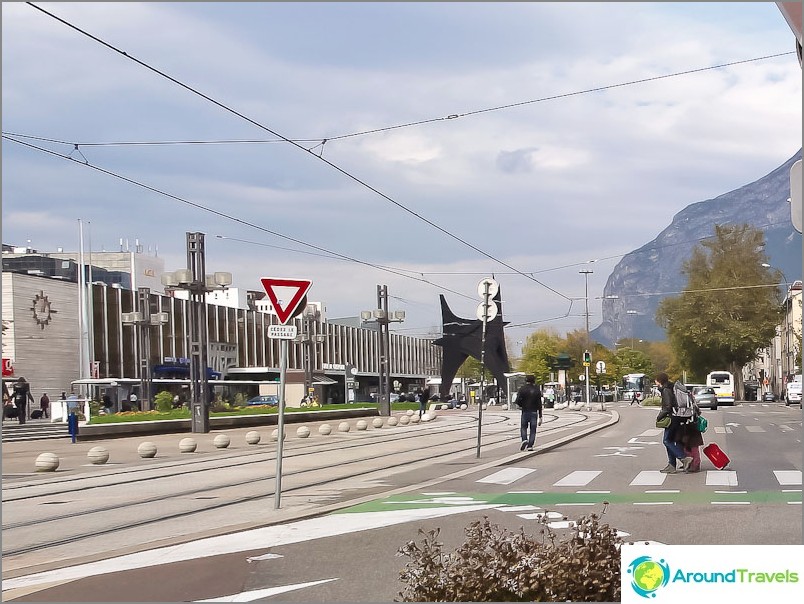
416, 389, 426, 418
515, 375, 543, 451
12, 377, 35, 424
39, 392, 50, 419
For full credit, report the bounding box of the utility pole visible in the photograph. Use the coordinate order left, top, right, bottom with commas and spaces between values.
580, 270, 593, 406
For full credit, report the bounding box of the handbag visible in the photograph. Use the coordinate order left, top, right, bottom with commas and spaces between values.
696, 415, 708, 433
656, 415, 671, 429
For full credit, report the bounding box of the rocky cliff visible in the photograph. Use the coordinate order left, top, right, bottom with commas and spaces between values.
592, 150, 803, 346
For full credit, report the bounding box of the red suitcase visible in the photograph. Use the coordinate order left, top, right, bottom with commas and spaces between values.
703, 443, 730, 470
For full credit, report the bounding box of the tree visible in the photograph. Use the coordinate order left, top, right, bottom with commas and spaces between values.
518, 329, 563, 383
656, 224, 781, 397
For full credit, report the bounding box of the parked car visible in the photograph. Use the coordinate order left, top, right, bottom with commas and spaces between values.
690, 386, 718, 410
247, 395, 279, 406
761, 391, 777, 402
785, 375, 802, 406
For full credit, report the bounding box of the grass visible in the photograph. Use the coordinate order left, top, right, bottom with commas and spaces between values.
87, 401, 421, 424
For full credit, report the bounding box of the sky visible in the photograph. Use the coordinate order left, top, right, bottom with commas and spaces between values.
2, 2, 802, 351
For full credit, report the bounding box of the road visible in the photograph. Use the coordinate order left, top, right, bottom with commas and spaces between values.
1, 402, 800, 602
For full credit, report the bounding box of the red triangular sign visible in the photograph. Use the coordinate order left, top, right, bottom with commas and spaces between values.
260, 278, 313, 325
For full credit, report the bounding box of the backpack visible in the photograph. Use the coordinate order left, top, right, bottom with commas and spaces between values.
672, 380, 695, 419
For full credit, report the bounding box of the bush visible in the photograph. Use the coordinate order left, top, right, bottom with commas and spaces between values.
154, 390, 174, 413
233, 392, 247, 407
397, 510, 622, 602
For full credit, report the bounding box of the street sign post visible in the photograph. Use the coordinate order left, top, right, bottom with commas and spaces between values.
261, 277, 312, 510
475, 277, 498, 459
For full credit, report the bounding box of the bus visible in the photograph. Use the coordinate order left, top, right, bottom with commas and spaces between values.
706, 371, 735, 404
622, 373, 648, 402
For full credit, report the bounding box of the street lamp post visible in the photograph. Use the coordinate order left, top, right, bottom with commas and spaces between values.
361, 285, 405, 416
762, 264, 795, 388
626, 309, 638, 349
161, 232, 232, 433
121, 287, 168, 411
299, 305, 326, 405
579, 270, 593, 405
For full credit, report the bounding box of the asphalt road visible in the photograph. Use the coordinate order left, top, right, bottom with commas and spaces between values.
2, 402, 800, 602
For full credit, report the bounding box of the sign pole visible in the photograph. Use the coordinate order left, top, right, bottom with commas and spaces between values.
274, 338, 288, 509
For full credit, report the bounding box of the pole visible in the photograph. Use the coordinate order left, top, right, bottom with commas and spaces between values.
138, 287, 152, 411
377, 285, 391, 417
77, 220, 89, 395
275, 338, 288, 509
188, 232, 210, 433
477, 281, 491, 459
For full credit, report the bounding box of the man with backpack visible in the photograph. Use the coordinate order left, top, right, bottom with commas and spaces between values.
654, 372, 692, 473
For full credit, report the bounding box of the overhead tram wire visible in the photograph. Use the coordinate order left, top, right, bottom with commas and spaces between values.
2, 134, 475, 302
26, 2, 571, 305
2, 51, 793, 149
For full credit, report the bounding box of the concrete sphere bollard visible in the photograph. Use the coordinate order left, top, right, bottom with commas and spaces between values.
35, 452, 59, 472
245, 430, 261, 445
319, 423, 332, 435
406, 409, 414, 416
387, 416, 399, 426
138, 441, 157, 458
422, 412, 434, 422
87, 446, 109, 465
398, 415, 410, 426
372, 417, 384, 428
460, 403, 468, 410
179, 437, 198, 453
355, 419, 368, 431
213, 434, 231, 449
296, 426, 311, 438
271, 429, 286, 441
410, 414, 420, 424
338, 421, 351, 433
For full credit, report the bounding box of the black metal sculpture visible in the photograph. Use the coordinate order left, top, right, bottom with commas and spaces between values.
431, 290, 511, 400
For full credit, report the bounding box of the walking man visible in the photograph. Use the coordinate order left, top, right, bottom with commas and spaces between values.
12, 377, 34, 424
39, 392, 50, 419
515, 375, 543, 451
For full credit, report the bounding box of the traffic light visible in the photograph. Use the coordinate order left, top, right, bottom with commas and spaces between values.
583, 351, 592, 366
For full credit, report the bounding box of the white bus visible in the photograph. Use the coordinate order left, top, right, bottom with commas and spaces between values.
706, 371, 735, 404
622, 373, 648, 401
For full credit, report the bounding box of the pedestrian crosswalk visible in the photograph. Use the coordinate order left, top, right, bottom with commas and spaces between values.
474, 468, 802, 489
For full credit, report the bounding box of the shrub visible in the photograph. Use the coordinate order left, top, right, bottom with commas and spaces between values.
154, 390, 174, 413
233, 392, 247, 407
397, 509, 622, 602
641, 396, 661, 407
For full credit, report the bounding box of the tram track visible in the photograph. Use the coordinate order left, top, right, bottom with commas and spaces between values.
1, 411, 593, 566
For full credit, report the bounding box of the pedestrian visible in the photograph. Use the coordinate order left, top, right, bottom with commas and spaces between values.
39, 392, 50, 419
12, 377, 35, 424
514, 375, 543, 451
413, 389, 425, 417
654, 372, 692, 473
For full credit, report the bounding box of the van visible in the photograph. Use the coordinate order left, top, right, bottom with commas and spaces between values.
785, 375, 802, 406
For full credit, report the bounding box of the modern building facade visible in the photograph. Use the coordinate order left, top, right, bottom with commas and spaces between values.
2, 269, 441, 406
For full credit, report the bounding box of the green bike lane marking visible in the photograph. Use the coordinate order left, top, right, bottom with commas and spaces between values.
337, 489, 802, 514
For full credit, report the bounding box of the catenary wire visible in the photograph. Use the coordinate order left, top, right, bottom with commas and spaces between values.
25, 2, 572, 305
2, 52, 793, 148
2, 135, 476, 302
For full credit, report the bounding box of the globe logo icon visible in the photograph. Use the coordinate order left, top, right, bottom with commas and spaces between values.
627, 556, 670, 598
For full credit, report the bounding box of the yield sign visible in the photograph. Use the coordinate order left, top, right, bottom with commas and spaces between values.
260, 278, 313, 325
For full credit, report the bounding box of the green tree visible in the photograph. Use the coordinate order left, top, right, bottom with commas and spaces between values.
154, 390, 174, 413
519, 329, 564, 383
656, 224, 780, 397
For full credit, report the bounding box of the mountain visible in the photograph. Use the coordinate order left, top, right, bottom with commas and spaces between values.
592, 150, 803, 347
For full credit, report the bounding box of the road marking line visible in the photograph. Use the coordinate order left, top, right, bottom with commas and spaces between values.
773, 470, 802, 485
634, 502, 673, 506
194, 578, 338, 602
494, 505, 541, 512
576, 490, 610, 494
745, 426, 766, 432
554, 502, 596, 506
477, 468, 536, 485
782, 489, 802, 493
714, 490, 746, 494
787, 501, 802, 505
553, 470, 601, 487
711, 501, 751, 505
508, 490, 544, 494
644, 489, 679, 493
